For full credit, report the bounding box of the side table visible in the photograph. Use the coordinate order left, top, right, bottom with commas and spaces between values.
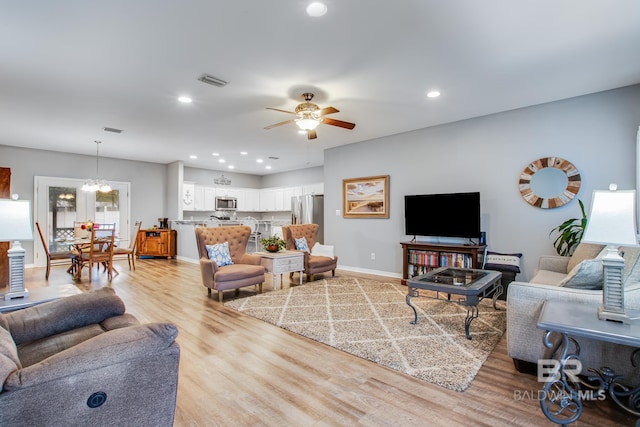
256, 250, 304, 290
0, 284, 82, 312
537, 300, 640, 425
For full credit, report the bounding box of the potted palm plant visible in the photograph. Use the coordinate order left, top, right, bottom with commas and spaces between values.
549, 199, 587, 256
260, 236, 287, 253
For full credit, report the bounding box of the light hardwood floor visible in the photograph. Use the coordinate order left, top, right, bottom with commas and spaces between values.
23, 258, 636, 427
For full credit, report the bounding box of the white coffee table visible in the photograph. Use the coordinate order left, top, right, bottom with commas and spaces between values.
0, 284, 82, 312
256, 250, 304, 290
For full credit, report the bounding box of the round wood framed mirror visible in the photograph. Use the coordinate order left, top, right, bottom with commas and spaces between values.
519, 157, 581, 208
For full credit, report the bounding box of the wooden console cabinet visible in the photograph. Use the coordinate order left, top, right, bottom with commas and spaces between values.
136, 229, 177, 259
400, 241, 486, 285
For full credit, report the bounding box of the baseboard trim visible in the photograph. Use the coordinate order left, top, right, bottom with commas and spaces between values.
337, 265, 402, 279
176, 255, 198, 264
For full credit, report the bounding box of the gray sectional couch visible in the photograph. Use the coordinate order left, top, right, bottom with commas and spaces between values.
507, 243, 640, 384
0, 287, 180, 426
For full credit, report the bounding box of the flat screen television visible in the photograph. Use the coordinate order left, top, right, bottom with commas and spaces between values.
404, 192, 480, 239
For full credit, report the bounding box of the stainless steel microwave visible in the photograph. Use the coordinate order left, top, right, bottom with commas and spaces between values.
215, 196, 237, 211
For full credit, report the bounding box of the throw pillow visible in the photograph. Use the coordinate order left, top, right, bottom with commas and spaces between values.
566, 243, 606, 274
560, 259, 603, 289
206, 242, 234, 267
295, 236, 310, 252
484, 251, 522, 273
311, 242, 334, 259
0, 326, 21, 386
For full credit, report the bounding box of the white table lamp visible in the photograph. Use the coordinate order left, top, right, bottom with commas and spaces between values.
0, 199, 33, 300
581, 185, 639, 323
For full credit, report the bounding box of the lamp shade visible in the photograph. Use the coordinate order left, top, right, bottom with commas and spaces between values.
582, 189, 638, 247
0, 199, 33, 241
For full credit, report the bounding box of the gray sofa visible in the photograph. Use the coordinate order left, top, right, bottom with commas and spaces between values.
0, 287, 180, 426
507, 243, 640, 384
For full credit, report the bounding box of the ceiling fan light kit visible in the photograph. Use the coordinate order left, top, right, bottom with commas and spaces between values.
265, 92, 355, 140
296, 114, 321, 130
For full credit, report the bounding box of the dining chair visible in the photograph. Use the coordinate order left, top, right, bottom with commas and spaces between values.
241, 216, 261, 252
112, 220, 142, 270
35, 221, 78, 279
77, 224, 116, 281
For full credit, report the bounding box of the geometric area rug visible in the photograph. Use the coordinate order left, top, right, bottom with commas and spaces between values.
224, 276, 506, 392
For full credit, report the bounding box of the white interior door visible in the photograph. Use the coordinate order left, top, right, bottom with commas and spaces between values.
34, 176, 130, 267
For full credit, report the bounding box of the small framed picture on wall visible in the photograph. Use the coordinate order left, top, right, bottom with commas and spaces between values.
342, 175, 390, 218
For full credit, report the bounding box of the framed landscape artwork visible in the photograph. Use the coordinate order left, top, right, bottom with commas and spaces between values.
342, 175, 390, 218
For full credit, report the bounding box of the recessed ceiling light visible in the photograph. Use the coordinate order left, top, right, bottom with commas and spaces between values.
256, 158, 264, 163
178, 96, 193, 103
427, 90, 441, 98
212, 152, 220, 156
228, 165, 235, 169
265, 165, 272, 170
240, 151, 248, 155
189, 155, 198, 159
218, 159, 226, 163
306, 2, 327, 17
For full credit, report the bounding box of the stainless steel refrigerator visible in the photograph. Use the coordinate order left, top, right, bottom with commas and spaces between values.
291, 194, 324, 244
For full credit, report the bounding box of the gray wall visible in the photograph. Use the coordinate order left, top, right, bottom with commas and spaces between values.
184, 167, 262, 188
324, 85, 640, 280
261, 166, 324, 188
183, 165, 323, 189
0, 145, 168, 263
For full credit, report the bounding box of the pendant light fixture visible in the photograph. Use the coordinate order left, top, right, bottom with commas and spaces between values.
82, 140, 112, 193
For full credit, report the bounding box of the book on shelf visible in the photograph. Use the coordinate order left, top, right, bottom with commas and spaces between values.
408, 250, 439, 267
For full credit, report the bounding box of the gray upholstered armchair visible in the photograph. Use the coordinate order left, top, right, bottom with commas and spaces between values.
0, 287, 180, 427
282, 224, 337, 282
195, 225, 265, 301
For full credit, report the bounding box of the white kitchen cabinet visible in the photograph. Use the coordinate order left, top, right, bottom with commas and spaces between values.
203, 187, 216, 210
241, 189, 260, 211
182, 182, 195, 210
193, 185, 206, 211
302, 182, 324, 195
274, 188, 286, 211
282, 186, 302, 210
260, 189, 276, 211
215, 187, 230, 197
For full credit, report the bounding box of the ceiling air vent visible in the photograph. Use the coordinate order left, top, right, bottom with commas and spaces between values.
198, 74, 228, 88
103, 127, 123, 133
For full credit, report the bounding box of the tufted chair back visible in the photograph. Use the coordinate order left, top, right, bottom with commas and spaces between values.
282, 224, 319, 250
195, 225, 251, 263
282, 223, 337, 282
194, 225, 265, 302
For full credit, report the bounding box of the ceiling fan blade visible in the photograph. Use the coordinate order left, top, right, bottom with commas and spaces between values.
266, 107, 296, 115
264, 118, 295, 130
319, 106, 339, 116
322, 117, 356, 130
307, 129, 317, 140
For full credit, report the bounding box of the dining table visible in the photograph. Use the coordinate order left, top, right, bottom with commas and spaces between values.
55, 237, 119, 280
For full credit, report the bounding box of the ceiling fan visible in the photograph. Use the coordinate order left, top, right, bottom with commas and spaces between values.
264, 93, 356, 140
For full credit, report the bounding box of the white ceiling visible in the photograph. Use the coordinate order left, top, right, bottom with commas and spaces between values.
1, 1, 639, 175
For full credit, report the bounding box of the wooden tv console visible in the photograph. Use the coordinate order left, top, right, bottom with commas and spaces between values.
400, 241, 486, 285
